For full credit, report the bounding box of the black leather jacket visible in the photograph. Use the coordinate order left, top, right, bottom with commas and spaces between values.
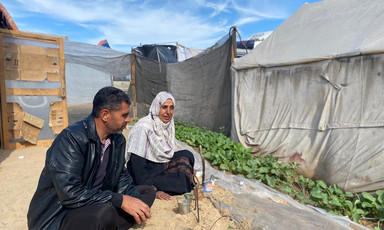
27, 115, 139, 230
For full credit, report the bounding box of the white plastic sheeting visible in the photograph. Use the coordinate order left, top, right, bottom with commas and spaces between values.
65, 63, 112, 105
176, 46, 203, 62
231, 0, 384, 193
179, 141, 369, 230
233, 0, 384, 69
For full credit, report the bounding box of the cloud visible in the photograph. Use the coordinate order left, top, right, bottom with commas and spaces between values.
195, 0, 231, 17
14, 0, 124, 22
234, 17, 262, 26
94, 9, 227, 47
8, 0, 230, 47
4, 0, 304, 48
230, 0, 289, 19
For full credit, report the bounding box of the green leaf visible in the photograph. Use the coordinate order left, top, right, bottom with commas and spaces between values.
378, 210, 384, 219
280, 185, 293, 195
300, 198, 313, 204
243, 166, 252, 173
270, 169, 279, 176
345, 192, 354, 198
271, 162, 279, 169
220, 164, 229, 170
246, 172, 256, 179
296, 192, 305, 200
376, 190, 384, 204
328, 210, 340, 216
361, 192, 376, 203
307, 180, 316, 188
329, 197, 342, 207
265, 175, 276, 188
258, 167, 270, 174
327, 186, 334, 194
351, 209, 366, 222
323, 195, 329, 205
345, 200, 353, 211
362, 201, 373, 208
352, 213, 361, 222
311, 187, 326, 199
316, 180, 328, 189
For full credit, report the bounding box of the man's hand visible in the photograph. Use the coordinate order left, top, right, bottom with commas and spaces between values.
156, 191, 172, 200
121, 195, 151, 224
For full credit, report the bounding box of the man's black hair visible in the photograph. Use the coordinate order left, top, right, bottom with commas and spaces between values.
92, 86, 131, 118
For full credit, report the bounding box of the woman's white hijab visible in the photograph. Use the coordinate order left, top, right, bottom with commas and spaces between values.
126, 91, 176, 163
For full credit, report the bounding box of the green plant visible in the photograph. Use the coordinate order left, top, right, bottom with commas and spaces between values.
175, 121, 384, 229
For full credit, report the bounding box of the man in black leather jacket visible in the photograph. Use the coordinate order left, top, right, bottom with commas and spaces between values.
27, 87, 156, 230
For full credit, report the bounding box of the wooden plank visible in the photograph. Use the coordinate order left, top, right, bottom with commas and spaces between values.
131, 54, 137, 118
0, 34, 10, 149
58, 37, 68, 129
6, 88, 62, 96
231, 27, 237, 63
7, 139, 53, 149
0, 28, 60, 44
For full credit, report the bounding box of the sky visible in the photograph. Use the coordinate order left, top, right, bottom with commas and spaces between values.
2, 0, 322, 52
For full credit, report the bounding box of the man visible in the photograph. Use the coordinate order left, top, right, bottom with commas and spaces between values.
27, 87, 156, 230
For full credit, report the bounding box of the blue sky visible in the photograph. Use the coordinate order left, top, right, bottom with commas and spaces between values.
2, 0, 322, 52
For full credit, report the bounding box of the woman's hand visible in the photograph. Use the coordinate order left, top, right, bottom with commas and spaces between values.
156, 191, 172, 200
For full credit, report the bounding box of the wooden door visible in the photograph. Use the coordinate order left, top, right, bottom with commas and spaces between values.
0, 29, 67, 149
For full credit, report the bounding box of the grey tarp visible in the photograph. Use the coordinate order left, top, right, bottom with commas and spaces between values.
231, 0, 384, 193
64, 41, 131, 78
130, 32, 235, 134
64, 41, 131, 105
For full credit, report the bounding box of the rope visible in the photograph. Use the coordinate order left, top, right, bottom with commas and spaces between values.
229, 26, 249, 54
209, 214, 247, 230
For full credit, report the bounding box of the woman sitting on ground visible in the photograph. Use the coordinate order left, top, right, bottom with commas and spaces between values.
126, 91, 195, 200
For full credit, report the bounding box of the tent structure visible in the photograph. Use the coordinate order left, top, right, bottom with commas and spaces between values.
236, 31, 272, 57
133, 43, 204, 63
129, 30, 236, 134
231, 0, 384, 193
64, 41, 131, 105
176, 43, 203, 62
98, 39, 111, 48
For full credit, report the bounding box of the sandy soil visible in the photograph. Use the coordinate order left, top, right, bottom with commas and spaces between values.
0, 146, 244, 230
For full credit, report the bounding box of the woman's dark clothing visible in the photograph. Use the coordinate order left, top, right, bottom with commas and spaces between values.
127, 150, 195, 195
60, 185, 155, 230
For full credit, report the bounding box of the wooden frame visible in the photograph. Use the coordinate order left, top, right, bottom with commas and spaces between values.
0, 29, 67, 149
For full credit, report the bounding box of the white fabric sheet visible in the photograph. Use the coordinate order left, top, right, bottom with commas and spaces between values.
231, 0, 384, 192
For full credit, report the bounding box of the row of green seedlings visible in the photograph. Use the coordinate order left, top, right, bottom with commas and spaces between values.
174, 121, 384, 230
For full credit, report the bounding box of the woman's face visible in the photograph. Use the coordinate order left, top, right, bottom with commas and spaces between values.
159, 99, 174, 123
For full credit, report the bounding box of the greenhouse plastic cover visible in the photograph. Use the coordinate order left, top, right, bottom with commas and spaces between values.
179, 141, 369, 230
231, 0, 384, 193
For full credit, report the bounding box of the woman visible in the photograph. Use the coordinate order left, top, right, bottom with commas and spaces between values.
126, 91, 195, 200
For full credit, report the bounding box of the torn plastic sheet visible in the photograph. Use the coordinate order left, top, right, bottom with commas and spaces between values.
176, 141, 370, 230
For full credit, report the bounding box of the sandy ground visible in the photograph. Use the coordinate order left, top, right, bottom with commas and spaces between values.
0, 146, 244, 230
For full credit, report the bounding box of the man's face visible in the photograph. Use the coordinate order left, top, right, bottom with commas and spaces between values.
106, 102, 131, 134
158, 99, 174, 123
